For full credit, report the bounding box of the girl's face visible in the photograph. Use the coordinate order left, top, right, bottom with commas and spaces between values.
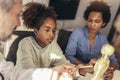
87, 11, 105, 34
34, 18, 56, 48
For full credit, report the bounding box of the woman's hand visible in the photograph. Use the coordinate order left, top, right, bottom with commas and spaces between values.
104, 67, 114, 80
78, 58, 97, 76
104, 62, 117, 80
89, 58, 97, 65
79, 64, 94, 76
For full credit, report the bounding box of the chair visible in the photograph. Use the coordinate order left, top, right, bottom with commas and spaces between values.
57, 29, 72, 54
6, 31, 35, 65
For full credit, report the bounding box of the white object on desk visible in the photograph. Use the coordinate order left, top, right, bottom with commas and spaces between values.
76, 70, 120, 80
112, 70, 120, 80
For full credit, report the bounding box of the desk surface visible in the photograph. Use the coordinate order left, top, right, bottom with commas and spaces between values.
76, 70, 120, 80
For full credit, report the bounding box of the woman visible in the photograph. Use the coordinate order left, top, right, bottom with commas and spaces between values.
16, 2, 71, 69
65, 1, 118, 79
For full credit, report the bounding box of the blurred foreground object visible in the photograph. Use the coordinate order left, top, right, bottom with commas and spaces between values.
91, 44, 114, 80
112, 13, 120, 69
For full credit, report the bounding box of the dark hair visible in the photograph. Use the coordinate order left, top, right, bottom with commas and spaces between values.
0, 72, 4, 80
22, 2, 57, 30
84, 1, 111, 28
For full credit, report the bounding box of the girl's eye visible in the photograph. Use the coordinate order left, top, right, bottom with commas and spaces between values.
44, 29, 49, 32
52, 29, 56, 33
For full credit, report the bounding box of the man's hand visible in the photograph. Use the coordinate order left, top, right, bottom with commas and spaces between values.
52, 64, 77, 80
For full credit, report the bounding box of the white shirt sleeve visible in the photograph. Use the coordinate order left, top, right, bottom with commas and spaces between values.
0, 55, 53, 80
0, 53, 73, 80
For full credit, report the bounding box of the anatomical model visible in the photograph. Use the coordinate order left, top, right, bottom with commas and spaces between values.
91, 44, 115, 80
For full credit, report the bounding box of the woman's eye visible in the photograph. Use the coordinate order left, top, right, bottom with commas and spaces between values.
87, 19, 92, 22
95, 20, 101, 23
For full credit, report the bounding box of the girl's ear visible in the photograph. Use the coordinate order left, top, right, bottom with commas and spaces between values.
34, 28, 38, 36
103, 23, 106, 27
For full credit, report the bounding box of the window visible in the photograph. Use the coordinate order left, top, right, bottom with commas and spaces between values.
49, 0, 80, 19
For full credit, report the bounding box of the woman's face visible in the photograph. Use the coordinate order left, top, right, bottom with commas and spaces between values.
87, 11, 105, 34
34, 18, 56, 48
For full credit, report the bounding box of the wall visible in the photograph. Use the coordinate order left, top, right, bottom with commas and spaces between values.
1, 0, 119, 58
17, 0, 120, 37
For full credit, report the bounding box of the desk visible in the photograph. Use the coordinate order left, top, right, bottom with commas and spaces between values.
76, 70, 120, 80
112, 70, 120, 80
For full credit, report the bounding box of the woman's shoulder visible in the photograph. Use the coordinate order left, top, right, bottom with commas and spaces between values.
97, 32, 108, 43
71, 27, 86, 37
98, 32, 107, 39
73, 27, 86, 33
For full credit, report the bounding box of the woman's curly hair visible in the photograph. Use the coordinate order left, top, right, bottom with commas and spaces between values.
22, 2, 57, 30
84, 1, 111, 28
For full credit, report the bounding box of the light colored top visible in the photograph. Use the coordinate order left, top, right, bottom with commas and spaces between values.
0, 52, 57, 80
16, 36, 70, 69
65, 27, 118, 64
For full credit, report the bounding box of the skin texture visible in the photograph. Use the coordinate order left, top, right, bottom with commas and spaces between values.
34, 17, 56, 48
0, 0, 22, 41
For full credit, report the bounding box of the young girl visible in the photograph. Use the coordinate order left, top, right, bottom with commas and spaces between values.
16, 2, 71, 69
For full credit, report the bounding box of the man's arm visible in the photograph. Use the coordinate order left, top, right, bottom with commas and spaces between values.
0, 57, 76, 80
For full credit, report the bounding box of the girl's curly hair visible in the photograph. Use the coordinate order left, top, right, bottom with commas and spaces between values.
22, 2, 57, 30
